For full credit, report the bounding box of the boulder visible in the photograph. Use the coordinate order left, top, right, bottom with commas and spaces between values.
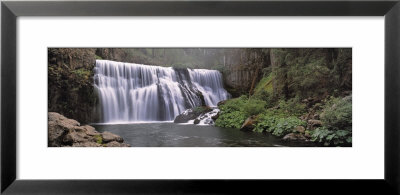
217, 100, 227, 106
174, 106, 212, 123
282, 133, 307, 141
211, 112, 220, 120
240, 116, 257, 131
105, 141, 130, 147
294, 126, 305, 134
307, 119, 323, 130
62, 130, 89, 145
101, 131, 124, 143
82, 125, 99, 136
48, 112, 129, 147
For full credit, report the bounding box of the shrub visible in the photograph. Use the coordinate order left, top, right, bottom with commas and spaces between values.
311, 127, 352, 146
253, 113, 306, 137
253, 90, 275, 108
215, 111, 247, 129
243, 99, 266, 116
272, 117, 306, 137
253, 115, 277, 133
71, 68, 91, 80
277, 98, 307, 117
218, 95, 247, 113
320, 95, 352, 131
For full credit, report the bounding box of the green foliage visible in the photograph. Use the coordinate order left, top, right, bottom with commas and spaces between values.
320, 95, 352, 131
215, 111, 247, 129
254, 73, 274, 96
277, 98, 307, 117
242, 99, 266, 116
254, 113, 306, 137
270, 48, 352, 100
272, 117, 306, 137
253, 73, 275, 108
71, 68, 91, 80
216, 95, 266, 128
253, 115, 278, 133
311, 127, 352, 146
94, 134, 103, 144
218, 95, 247, 113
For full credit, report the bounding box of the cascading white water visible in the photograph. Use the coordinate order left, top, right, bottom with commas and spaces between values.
94, 60, 230, 123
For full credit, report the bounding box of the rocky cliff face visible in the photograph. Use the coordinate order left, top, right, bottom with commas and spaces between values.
223, 49, 271, 97
224, 69, 260, 97
48, 48, 98, 124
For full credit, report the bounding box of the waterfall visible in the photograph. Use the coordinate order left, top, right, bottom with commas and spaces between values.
94, 60, 230, 123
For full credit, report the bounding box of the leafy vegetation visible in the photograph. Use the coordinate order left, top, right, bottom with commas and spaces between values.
254, 114, 306, 137
309, 95, 352, 146
320, 95, 352, 131
215, 48, 352, 146
216, 94, 306, 137
242, 99, 266, 116
215, 95, 251, 128
215, 111, 247, 129
311, 127, 352, 146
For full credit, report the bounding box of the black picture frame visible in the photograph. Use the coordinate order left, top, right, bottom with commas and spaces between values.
1, 0, 399, 194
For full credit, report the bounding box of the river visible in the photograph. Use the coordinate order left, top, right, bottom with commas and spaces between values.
93, 123, 316, 147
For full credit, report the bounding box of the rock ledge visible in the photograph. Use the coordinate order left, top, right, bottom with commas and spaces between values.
48, 112, 130, 147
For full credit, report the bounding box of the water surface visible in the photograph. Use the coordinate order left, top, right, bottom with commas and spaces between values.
93, 123, 315, 147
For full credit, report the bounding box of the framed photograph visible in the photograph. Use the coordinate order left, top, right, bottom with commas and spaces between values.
2, 0, 399, 194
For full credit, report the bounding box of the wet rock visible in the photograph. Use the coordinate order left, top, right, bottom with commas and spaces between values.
195, 108, 220, 125
217, 100, 227, 106
48, 112, 129, 147
101, 131, 124, 143
282, 133, 307, 141
174, 106, 212, 123
211, 112, 219, 120
240, 116, 257, 131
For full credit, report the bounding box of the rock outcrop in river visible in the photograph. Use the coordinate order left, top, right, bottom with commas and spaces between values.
48, 112, 129, 147
174, 106, 220, 125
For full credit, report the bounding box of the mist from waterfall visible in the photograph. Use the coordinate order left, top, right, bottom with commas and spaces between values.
94, 60, 230, 123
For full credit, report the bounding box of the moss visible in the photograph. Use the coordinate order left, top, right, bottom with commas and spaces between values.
71, 68, 91, 80
94, 134, 103, 144
253, 73, 274, 96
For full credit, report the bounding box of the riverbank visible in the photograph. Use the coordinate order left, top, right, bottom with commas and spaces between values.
211, 94, 352, 147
